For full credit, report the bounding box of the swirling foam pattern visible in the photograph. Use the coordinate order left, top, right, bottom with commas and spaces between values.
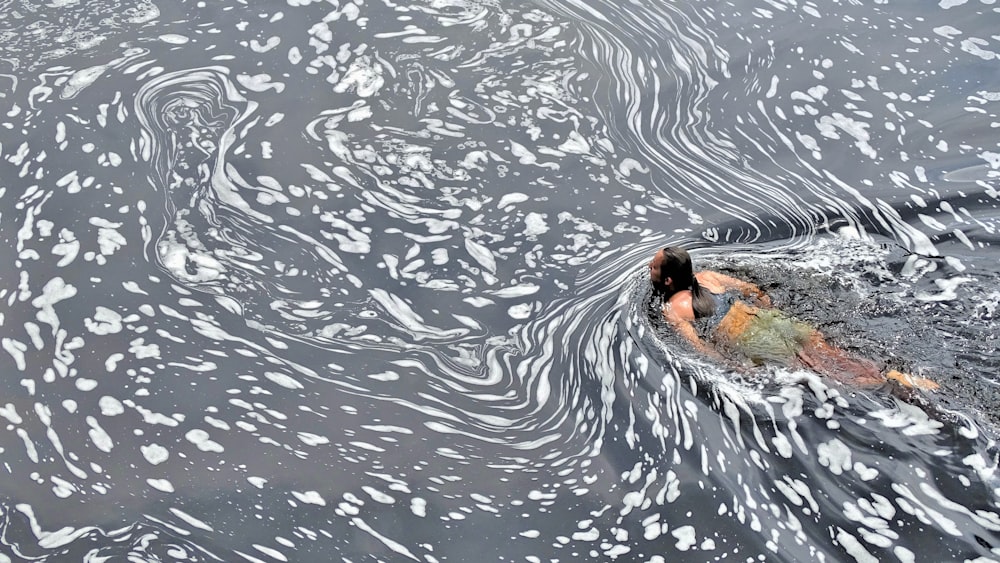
1, 0, 999, 560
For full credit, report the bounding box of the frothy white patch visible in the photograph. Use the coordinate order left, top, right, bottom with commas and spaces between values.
894, 546, 916, 563
960, 38, 998, 61
410, 497, 427, 517
490, 283, 539, 298
349, 517, 418, 560
61, 65, 109, 99
558, 131, 590, 154
915, 276, 975, 302
497, 192, 529, 208
524, 212, 549, 236
2, 338, 27, 371
250, 36, 281, 53
334, 57, 384, 97
510, 141, 557, 169
185, 429, 224, 453
75, 378, 98, 391
265, 371, 304, 390
836, 528, 878, 563
32, 277, 77, 333
508, 303, 532, 319
52, 229, 80, 267
157, 240, 225, 283
817, 438, 852, 475
464, 237, 496, 274
141, 443, 169, 465
237, 73, 286, 93
670, 524, 696, 550
85, 307, 122, 335
170, 508, 214, 532
98, 396, 124, 416
817, 113, 876, 159
89, 218, 126, 263
253, 544, 288, 562
147, 478, 175, 492
86, 416, 114, 452
297, 432, 330, 446
934, 25, 963, 39
363, 486, 395, 504
129, 338, 161, 359
292, 490, 326, 506
853, 462, 879, 481
368, 370, 399, 381
105, 352, 125, 372
870, 402, 944, 435
347, 105, 372, 122
369, 289, 467, 340
0, 404, 23, 424
604, 544, 630, 557
159, 34, 190, 44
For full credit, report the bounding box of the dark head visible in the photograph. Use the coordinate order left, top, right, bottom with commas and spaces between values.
649, 246, 715, 318
649, 247, 695, 295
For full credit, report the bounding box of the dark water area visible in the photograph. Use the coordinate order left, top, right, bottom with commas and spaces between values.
1, 0, 1000, 561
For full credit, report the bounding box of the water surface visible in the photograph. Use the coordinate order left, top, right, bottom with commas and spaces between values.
1, 0, 1000, 560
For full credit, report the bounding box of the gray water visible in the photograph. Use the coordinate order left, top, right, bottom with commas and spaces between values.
1, 0, 1000, 561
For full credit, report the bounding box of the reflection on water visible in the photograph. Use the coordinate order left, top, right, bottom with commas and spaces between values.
1, 0, 999, 560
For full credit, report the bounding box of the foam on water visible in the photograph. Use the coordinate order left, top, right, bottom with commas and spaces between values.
1, 0, 1000, 560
